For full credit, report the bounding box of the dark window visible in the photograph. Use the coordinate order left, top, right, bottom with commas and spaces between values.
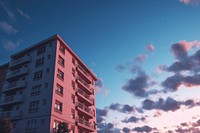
57, 69, 64, 80
56, 84, 63, 96
31, 84, 41, 95
72, 81, 75, 90
29, 101, 39, 112
45, 83, 48, 88
71, 94, 75, 104
33, 71, 43, 80
59, 45, 65, 55
41, 119, 45, 125
37, 46, 46, 55
54, 100, 62, 113
48, 55, 51, 59
72, 58, 75, 65
58, 55, 65, 67
26, 120, 37, 129
46, 68, 49, 73
43, 99, 47, 105
71, 109, 75, 119
72, 68, 75, 77
35, 57, 44, 67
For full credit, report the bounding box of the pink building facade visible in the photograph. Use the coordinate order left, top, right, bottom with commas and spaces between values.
0, 35, 97, 133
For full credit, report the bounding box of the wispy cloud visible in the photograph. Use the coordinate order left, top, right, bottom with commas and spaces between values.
0, 21, 17, 35
179, 0, 200, 5
0, 1, 15, 20
17, 8, 31, 20
146, 44, 155, 52
2, 39, 20, 50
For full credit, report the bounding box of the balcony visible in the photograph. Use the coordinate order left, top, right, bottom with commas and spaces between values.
0, 95, 25, 106
0, 110, 23, 120
6, 68, 29, 81
9, 56, 31, 69
2, 80, 26, 92
76, 76, 93, 94
76, 117, 94, 132
77, 64, 92, 83
76, 102, 94, 119
76, 88, 93, 106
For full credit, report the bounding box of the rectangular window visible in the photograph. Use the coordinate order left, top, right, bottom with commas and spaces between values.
59, 45, 65, 55
71, 94, 75, 104
33, 71, 43, 80
37, 46, 46, 55
72, 68, 75, 77
54, 100, 62, 113
71, 109, 75, 119
57, 69, 64, 80
35, 57, 44, 67
26, 119, 37, 129
29, 101, 39, 112
72, 81, 75, 90
58, 55, 65, 67
31, 84, 41, 95
56, 84, 63, 96
53, 120, 60, 130
72, 58, 75, 65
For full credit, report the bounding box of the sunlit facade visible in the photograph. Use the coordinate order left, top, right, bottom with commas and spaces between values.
0, 35, 97, 133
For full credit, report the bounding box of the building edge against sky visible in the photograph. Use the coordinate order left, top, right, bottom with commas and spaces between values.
0, 34, 97, 133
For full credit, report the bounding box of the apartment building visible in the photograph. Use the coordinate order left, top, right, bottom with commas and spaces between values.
0, 35, 97, 133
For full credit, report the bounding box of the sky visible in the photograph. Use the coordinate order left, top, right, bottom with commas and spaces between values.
1, 0, 200, 132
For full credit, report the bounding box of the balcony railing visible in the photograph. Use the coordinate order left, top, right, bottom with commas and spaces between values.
76, 76, 93, 94
6, 68, 29, 80
2, 80, 26, 92
76, 117, 94, 131
77, 64, 92, 81
0, 110, 22, 120
9, 56, 31, 69
0, 95, 25, 106
76, 88, 93, 104
76, 102, 94, 117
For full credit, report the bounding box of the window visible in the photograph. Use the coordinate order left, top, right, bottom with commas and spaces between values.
71, 109, 75, 119
57, 69, 64, 80
72, 81, 75, 90
26, 119, 37, 129
37, 46, 46, 55
72, 68, 75, 77
53, 120, 60, 130
72, 58, 75, 65
58, 55, 65, 67
48, 55, 51, 59
56, 84, 63, 96
41, 119, 45, 125
45, 83, 48, 88
31, 84, 41, 95
33, 71, 43, 80
29, 101, 39, 112
54, 100, 62, 113
35, 57, 44, 67
49, 42, 52, 47
71, 125, 75, 133
71, 94, 75, 104
59, 45, 65, 54
46, 68, 49, 73
43, 99, 47, 105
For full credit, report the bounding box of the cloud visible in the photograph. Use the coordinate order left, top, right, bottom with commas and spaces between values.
98, 123, 114, 133
0, 1, 15, 20
179, 0, 200, 5
0, 21, 17, 35
146, 44, 155, 52
108, 103, 135, 114
115, 64, 126, 72
142, 97, 200, 112
135, 54, 148, 63
2, 39, 20, 50
122, 127, 131, 133
96, 108, 108, 123
103, 89, 109, 96
17, 8, 31, 20
122, 116, 140, 123
133, 125, 156, 133
95, 78, 104, 94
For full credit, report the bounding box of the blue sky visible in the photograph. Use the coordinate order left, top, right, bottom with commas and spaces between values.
1, 0, 200, 132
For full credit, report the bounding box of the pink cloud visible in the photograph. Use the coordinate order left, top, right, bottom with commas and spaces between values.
179, 0, 200, 5
146, 44, 155, 52
103, 89, 109, 96
135, 54, 147, 63
178, 40, 200, 52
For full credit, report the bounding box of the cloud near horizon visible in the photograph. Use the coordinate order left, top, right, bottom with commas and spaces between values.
179, 0, 200, 5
